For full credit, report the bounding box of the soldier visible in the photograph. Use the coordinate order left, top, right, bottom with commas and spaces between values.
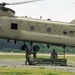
33, 50, 36, 59
25, 48, 30, 65
51, 49, 58, 59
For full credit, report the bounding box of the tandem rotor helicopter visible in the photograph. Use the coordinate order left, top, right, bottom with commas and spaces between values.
0, 0, 75, 52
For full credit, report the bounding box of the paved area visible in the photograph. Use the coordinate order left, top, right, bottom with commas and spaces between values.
0, 52, 75, 56
0, 60, 75, 72
0, 53, 75, 72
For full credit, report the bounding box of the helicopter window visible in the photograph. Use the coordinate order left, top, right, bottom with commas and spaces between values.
63, 30, 67, 35
30, 26, 34, 31
47, 28, 51, 33
11, 23, 18, 30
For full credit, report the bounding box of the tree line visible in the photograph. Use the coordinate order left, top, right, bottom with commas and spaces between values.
0, 39, 75, 54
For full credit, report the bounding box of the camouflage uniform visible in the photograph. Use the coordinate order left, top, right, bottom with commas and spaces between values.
33, 51, 36, 59
51, 49, 58, 58
25, 48, 30, 65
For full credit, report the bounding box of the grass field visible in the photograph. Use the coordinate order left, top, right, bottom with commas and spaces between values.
0, 67, 75, 75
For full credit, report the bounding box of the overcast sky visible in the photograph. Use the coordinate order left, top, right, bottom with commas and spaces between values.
1, 0, 75, 22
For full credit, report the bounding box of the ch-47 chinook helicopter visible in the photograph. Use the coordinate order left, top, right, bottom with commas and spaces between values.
0, 0, 75, 52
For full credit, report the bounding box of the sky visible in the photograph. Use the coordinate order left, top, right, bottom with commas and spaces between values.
1, 0, 75, 22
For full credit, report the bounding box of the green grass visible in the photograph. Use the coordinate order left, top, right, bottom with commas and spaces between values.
0, 54, 75, 63
0, 55, 25, 60
65, 56, 75, 63
0, 67, 75, 75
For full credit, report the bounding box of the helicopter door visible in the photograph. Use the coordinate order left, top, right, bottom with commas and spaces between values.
8, 22, 19, 40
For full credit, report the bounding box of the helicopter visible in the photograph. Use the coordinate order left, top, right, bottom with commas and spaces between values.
0, 0, 75, 52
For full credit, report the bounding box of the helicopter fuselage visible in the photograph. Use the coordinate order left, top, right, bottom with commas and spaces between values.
0, 16, 75, 46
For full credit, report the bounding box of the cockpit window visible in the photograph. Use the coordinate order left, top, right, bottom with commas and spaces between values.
11, 23, 18, 30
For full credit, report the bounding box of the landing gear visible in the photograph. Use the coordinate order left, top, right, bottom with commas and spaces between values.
29, 42, 40, 65
33, 44, 40, 52
20, 44, 28, 51
47, 44, 50, 48
20, 42, 40, 65
33, 44, 40, 59
30, 42, 40, 59
63, 45, 66, 59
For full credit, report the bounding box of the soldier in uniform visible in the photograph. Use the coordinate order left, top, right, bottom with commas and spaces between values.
33, 50, 36, 59
51, 49, 58, 59
25, 48, 30, 65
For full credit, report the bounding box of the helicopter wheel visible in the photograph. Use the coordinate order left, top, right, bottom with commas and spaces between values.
20, 44, 28, 51
33, 44, 40, 52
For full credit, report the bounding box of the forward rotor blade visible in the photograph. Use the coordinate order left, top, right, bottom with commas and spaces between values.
8, 0, 42, 5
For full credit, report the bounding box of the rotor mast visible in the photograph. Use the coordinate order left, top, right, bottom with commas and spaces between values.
0, 0, 42, 17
